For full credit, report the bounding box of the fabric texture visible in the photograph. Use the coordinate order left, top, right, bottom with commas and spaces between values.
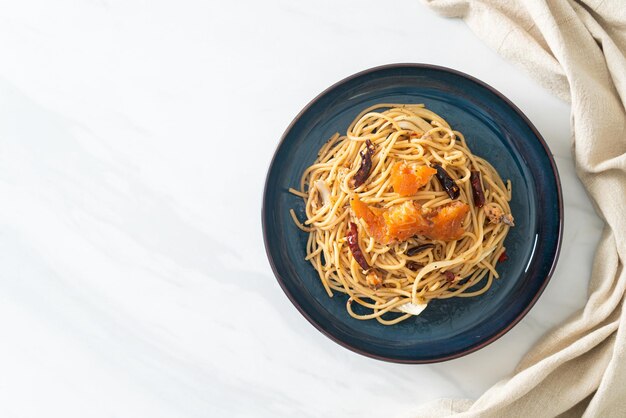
413, 1, 626, 417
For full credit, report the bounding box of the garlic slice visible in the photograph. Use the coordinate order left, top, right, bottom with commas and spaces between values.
314, 180, 331, 206
397, 301, 428, 316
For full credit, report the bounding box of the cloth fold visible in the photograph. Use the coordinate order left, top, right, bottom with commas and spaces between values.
415, 1, 626, 416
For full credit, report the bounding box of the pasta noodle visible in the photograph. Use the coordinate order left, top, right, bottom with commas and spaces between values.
290, 104, 514, 325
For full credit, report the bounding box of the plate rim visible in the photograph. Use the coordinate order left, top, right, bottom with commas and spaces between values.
262, 63, 564, 364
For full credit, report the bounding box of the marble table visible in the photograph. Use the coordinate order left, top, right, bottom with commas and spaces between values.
0, 1, 602, 417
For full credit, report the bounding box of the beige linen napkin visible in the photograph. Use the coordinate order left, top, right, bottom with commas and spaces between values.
411, 1, 626, 417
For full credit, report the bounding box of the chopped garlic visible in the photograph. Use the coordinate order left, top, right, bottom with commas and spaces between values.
501, 214, 515, 227
366, 271, 383, 289
484, 204, 504, 224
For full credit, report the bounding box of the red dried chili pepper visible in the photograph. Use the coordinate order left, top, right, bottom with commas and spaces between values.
432, 163, 460, 199
406, 243, 435, 257
470, 170, 485, 208
498, 251, 508, 262
353, 140, 375, 188
347, 222, 370, 270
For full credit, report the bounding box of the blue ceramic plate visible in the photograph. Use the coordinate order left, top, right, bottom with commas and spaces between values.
262, 64, 562, 363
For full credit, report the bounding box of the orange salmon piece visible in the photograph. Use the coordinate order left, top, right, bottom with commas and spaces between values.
351, 196, 469, 243
390, 161, 436, 196
350, 196, 387, 243
427, 201, 470, 240
383, 201, 433, 242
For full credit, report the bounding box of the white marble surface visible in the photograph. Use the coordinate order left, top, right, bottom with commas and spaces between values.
0, 1, 603, 417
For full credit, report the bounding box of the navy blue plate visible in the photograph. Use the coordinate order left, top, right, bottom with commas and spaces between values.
262, 64, 562, 363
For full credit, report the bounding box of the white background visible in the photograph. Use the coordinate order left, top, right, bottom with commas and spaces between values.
0, 0, 603, 417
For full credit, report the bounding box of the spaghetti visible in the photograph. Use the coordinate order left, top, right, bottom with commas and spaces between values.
290, 104, 514, 325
